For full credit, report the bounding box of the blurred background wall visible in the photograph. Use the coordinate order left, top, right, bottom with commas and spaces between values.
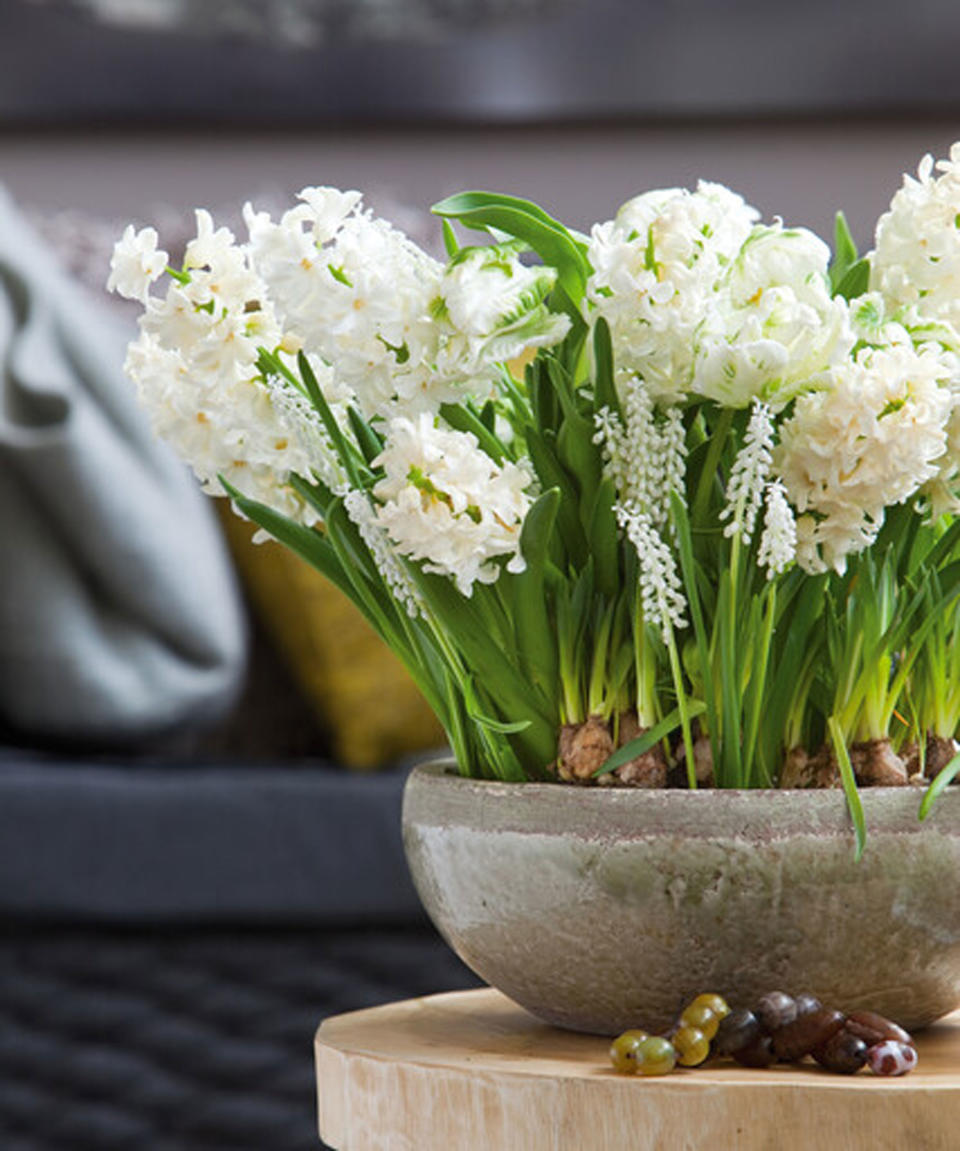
3, 0, 960, 246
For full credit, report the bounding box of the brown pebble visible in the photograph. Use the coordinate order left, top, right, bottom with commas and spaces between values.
793, 994, 822, 1018
845, 1010, 913, 1049
732, 1032, 776, 1068
813, 1027, 869, 1074
772, 1007, 845, 1062
756, 991, 797, 1032
713, 1009, 762, 1057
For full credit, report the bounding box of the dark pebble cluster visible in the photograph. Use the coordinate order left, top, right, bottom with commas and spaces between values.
610, 991, 918, 1079
716, 993, 917, 1076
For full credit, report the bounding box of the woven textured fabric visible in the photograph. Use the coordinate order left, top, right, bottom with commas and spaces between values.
0, 923, 479, 1150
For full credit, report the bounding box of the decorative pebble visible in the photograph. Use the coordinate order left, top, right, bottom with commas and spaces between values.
867, 1040, 918, 1077
634, 1035, 677, 1076
687, 993, 731, 1021
732, 1032, 777, 1068
845, 1010, 913, 1049
606, 994, 917, 1081
755, 991, 798, 1032
793, 993, 822, 1018
772, 1007, 846, 1062
672, 1025, 711, 1067
813, 1027, 869, 1074
713, 1008, 762, 1057
679, 1001, 721, 1041
609, 1030, 649, 1074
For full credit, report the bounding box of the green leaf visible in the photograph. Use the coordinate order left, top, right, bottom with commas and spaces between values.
589, 477, 620, 598
716, 568, 743, 786
526, 428, 586, 557
289, 473, 335, 518
220, 477, 345, 584
410, 567, 556, 769
828, 716, 867, 861
919, 750, 960, 820
833, 256, 870, 302
297, 351, 367, 489
592, 317, 621, 419
594, 702, 707, 777
670, 491, 719, 771
529, 358, 559, 434
439, 402, 506, 464
431, 191, 590, 307
558, 410, 602, 517
442, 218, 459, 258
347, 406, 384, 466
472, 715, 533, 734
512, 489, 561, 694
829, 211, 859, 293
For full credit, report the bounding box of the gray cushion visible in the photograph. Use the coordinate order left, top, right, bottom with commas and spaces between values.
0, 186, 247, 742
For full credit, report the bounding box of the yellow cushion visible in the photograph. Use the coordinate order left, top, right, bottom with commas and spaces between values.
217, 502, 445, 769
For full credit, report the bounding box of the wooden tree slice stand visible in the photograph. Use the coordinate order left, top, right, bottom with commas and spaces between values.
316, 987, 960, 1150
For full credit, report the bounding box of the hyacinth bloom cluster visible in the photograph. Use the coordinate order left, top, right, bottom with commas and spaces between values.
111, 148, 960, 835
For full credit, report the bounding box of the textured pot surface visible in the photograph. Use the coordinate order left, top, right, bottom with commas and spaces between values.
403, 762, 960, 1035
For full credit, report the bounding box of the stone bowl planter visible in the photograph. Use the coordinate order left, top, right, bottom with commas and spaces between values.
402, 761, 960, 1035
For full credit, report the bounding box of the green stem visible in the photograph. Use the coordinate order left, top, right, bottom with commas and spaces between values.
666, 623, 697, 790
692, 407, 734, 527
743, 582, 777, 787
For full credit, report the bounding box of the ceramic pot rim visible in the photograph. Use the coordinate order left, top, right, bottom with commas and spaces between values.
404, 758, 960, 841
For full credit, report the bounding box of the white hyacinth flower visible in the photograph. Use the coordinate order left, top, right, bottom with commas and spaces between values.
721, 399, 775, 543
246, 193, 569, 420
116, 209, 348, 527
871, 144, 960, 334
107, 224, 169, 303
246, 192, 443, 418
694, 224, 854, 408
432, 243, 571, 375
777, 342, 953, 572
585, 182, 759, 404
372, 414, 533, 597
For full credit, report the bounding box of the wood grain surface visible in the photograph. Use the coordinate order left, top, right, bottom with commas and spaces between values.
315, 988, 960, 1150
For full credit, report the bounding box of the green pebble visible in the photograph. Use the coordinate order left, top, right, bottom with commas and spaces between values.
635, 1035, 677, 1076
609, 1030, 649, 1074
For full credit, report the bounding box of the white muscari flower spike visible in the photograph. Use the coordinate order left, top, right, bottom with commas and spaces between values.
757, 480, 797, 579
721, 399, 775, 543
593, 378, 687, 530
343, 490, 423, 619
107, 224, 168, 303
615, 503, 687, 642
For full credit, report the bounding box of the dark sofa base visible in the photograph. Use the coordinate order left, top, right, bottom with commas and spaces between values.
0, 921, 479, 1150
